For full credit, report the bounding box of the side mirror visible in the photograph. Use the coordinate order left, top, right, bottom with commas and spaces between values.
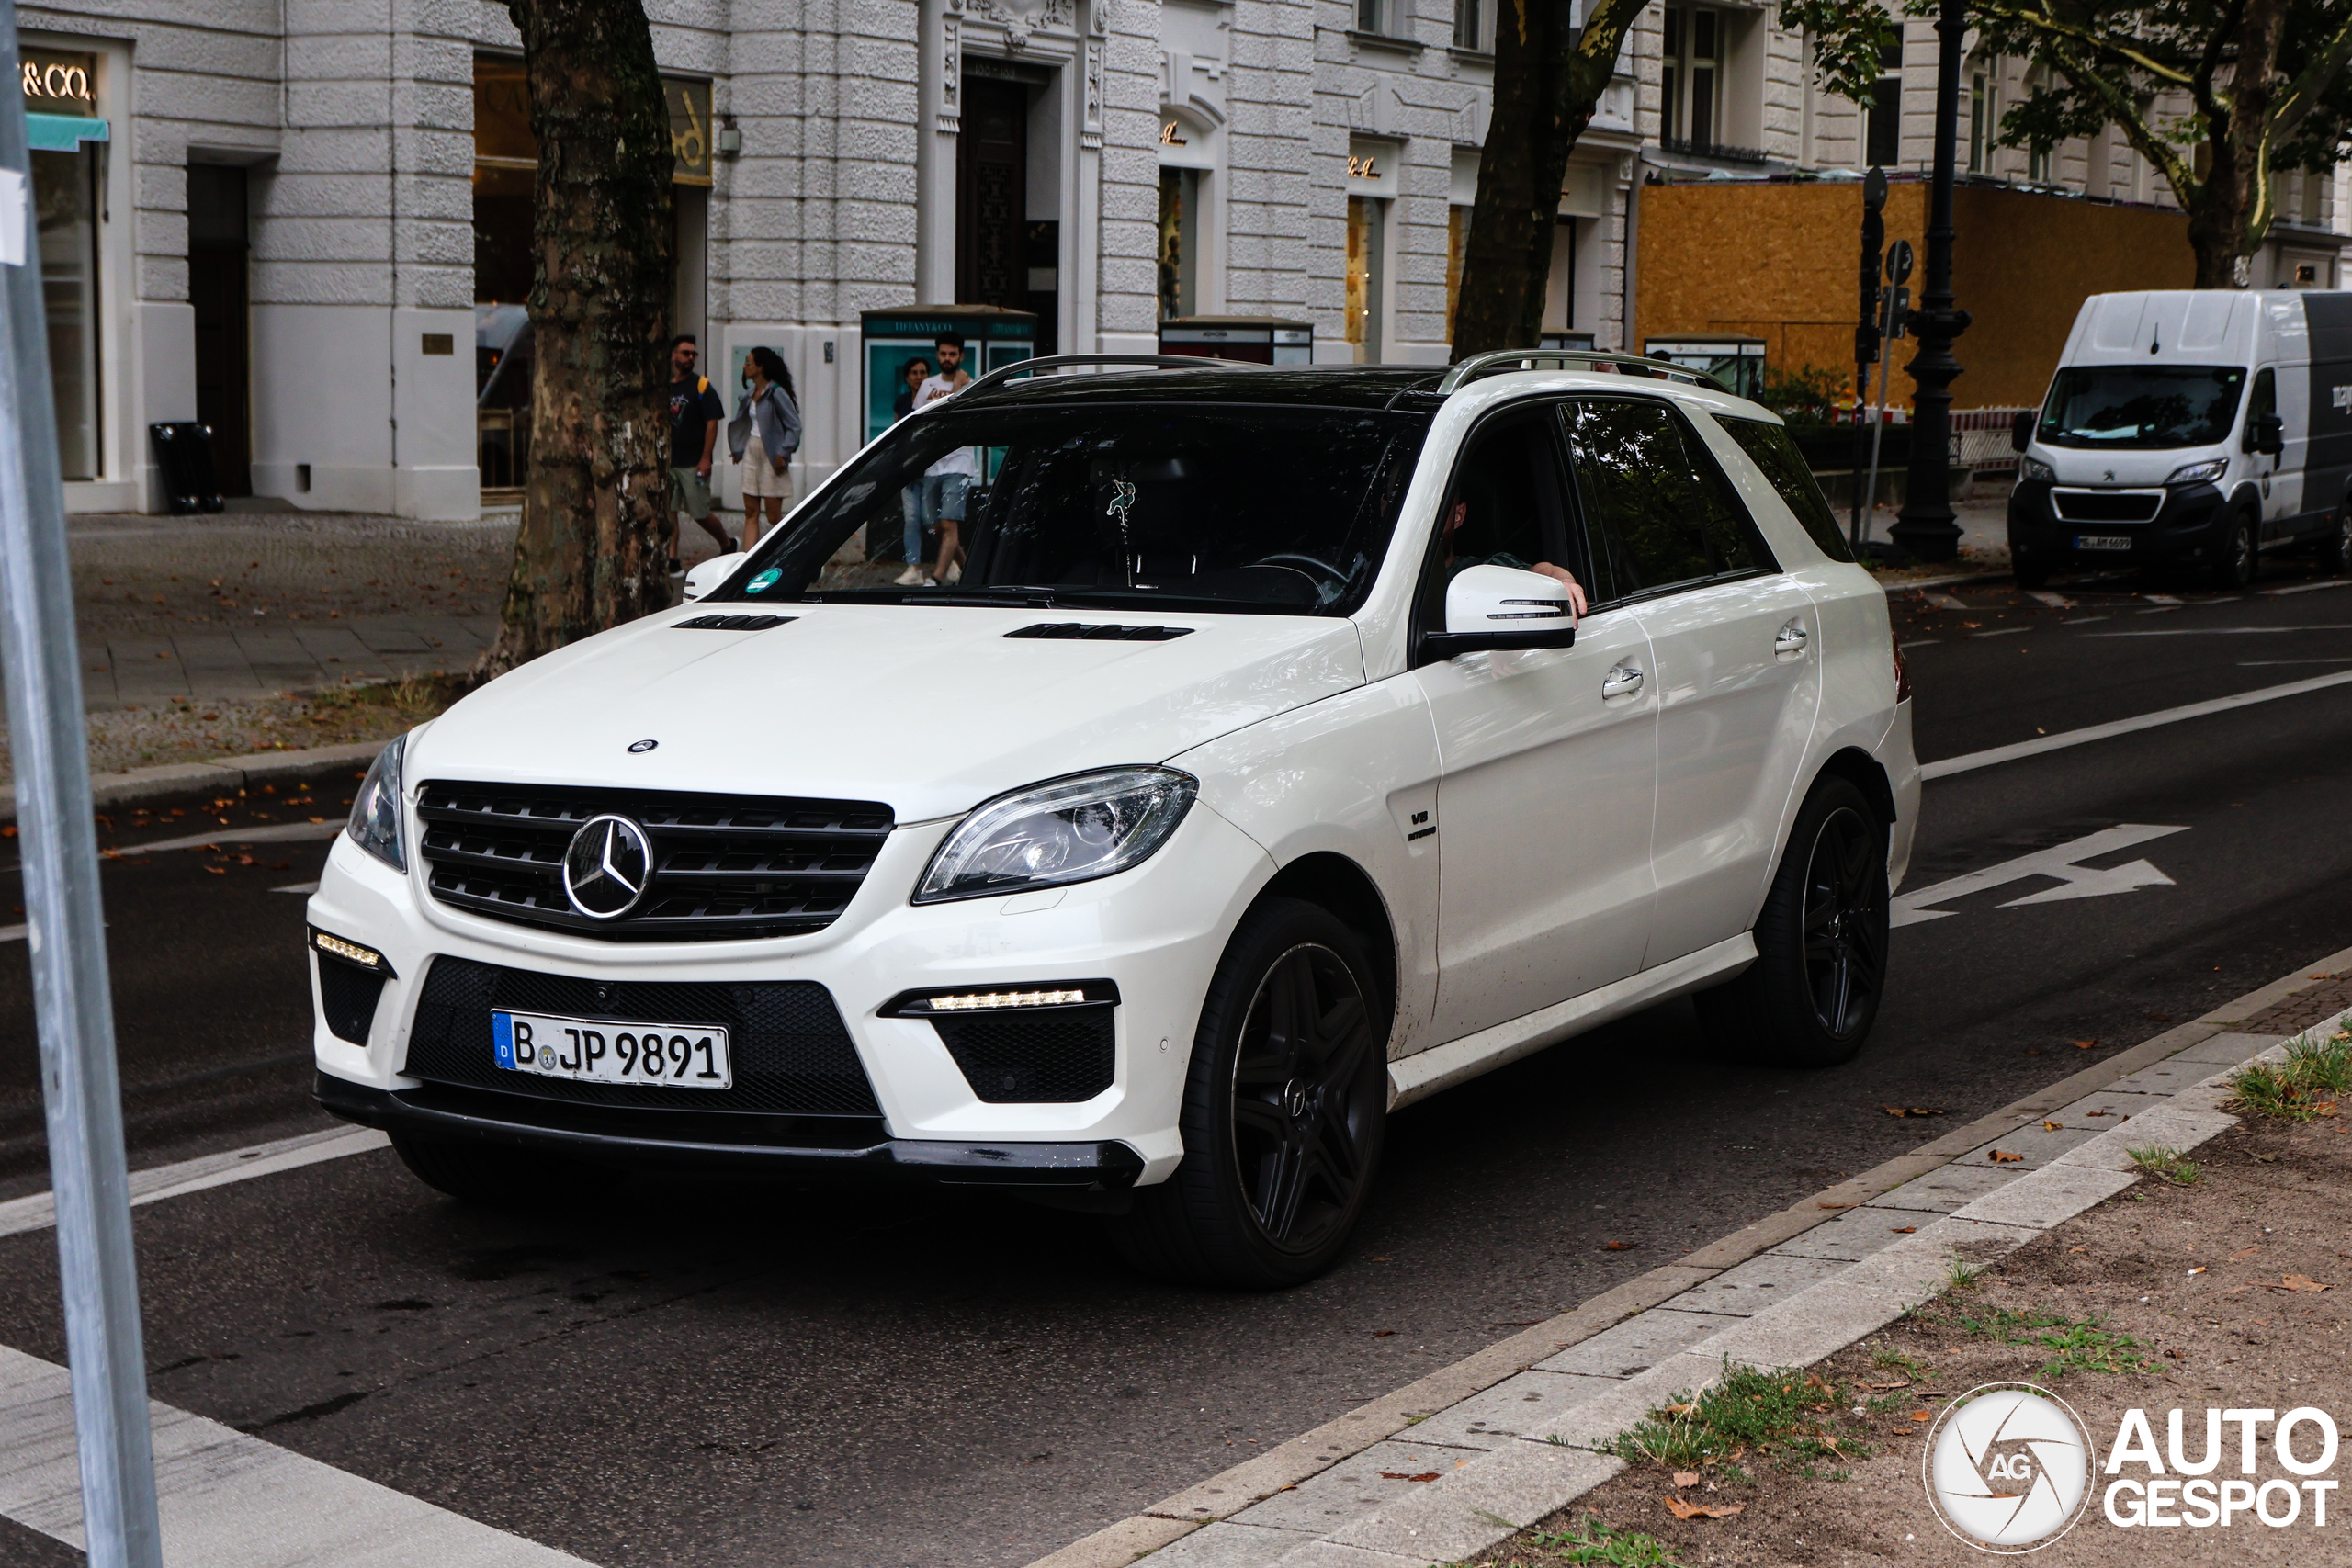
681, 551, 749, 603
1422, 564, 1578, 661
2009, 411, 2036, 453
2253, 412, 2285, 457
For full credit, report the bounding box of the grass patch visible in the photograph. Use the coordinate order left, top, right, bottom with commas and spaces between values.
304, 671, 473, 728
1508, 1514, 1687, 1567
2126, 1145, 2203, 1185
1870, 1348, 1931, 1379
1603, 1359, 1871, 1471
1945, 1256, 1986, 1292
1952, 1306, 2157, 1378
2223, 1029, 2352, 1122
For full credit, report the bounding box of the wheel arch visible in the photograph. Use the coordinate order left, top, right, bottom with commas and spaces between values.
1815, 745, 1898, 829
1253, 852, 1400, 1042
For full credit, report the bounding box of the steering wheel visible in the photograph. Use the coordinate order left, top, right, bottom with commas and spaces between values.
1248, 552, 1352, 596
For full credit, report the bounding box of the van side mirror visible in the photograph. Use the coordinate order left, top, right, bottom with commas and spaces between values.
2252, 412, 2285, 457
2009, 411, 2036, 453
1420, 564, 1578, 661
682, 551, 749, 603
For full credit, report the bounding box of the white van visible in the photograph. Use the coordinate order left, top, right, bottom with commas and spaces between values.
2008, 289, 2352, 589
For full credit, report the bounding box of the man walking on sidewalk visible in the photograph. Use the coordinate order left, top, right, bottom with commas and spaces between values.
667, 335, 731, 572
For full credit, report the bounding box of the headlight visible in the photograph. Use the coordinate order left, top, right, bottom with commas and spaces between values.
2019, 457, 2056, 483
346, 732, 407, 871
914, 767, 1196, 904
2165, 457, 2227, 486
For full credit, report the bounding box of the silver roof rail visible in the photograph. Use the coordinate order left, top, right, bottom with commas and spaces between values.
1437, 349, 1729, 396
958, 353, 1264, 399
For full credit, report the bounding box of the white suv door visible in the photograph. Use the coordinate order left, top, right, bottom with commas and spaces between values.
1561, 398, 1823, 965
1412, 404, 1660, 1041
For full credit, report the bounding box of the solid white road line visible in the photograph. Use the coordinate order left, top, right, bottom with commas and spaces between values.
1919, 667, 2352, 781
272, 881, 322, 895
2262, 579, 2352, 595
0, 924, 21, 945
0, 1345, 594, 1568
0, 1126, 389, 1242
105, 821, 344, 857
2087, 624, 2352, 637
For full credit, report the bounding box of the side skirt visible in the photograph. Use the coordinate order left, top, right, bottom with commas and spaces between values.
1385, 932, 1758, 1111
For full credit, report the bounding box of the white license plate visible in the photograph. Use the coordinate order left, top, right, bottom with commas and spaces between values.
2075, 535, 2133, 552
492, 1010, 732, 1089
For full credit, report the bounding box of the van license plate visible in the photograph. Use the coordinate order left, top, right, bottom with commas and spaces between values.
492, 1010, 732, 1089
2075, 535, 2132, 552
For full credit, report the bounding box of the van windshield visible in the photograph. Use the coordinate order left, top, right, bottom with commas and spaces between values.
2037, 365, 2246, 449
712, 400, 1429, 615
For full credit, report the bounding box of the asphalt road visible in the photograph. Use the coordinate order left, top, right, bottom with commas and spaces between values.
2, 557, 2350, 1566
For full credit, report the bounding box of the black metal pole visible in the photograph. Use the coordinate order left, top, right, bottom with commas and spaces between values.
1851, 169, 1885, 551
1891, 0, 1973, 560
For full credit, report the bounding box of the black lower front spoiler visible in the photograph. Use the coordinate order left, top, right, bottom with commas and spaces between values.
314, 1072, 1145, 1190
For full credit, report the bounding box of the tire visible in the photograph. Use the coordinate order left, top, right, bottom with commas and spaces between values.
2321, 502, 2352, 576
1110, 898, 1388, 1289
391, 1132, 601, 1207
1694, 776, 1890, 1068
2210, 508, 2258, 592
2011, 550, 2050, 591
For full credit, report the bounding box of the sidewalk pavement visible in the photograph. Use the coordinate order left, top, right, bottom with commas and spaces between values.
1036, 955, 2352, 1568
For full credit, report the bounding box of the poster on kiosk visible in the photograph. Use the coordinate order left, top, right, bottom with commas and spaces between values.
860, 306, 1037, 448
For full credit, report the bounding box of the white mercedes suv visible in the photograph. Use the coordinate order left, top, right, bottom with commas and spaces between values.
308, 353, 1917, 1287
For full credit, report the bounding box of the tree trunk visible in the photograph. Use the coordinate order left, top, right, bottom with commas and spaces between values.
2188, 0, 2288, 287
477, 0, 674, 678
1451, 0, 1649, 359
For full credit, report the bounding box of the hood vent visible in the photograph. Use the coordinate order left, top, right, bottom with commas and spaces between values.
677, 614, 795, 631
1004, 622, 1194, 642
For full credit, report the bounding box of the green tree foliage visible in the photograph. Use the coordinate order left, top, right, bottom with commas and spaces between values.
1783, 0, 2352, 287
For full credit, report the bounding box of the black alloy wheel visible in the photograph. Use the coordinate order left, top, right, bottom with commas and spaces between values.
1112, 898, 1388, 1288
1697, 774, 1889, 1067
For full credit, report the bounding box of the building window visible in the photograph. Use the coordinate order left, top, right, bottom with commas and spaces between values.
1357, 0, 1385, 34
1346, 196, 1385, 360
1446, 205, 1470, 340
1967, 72, 1990, 173
1661, 6, 1723, 148
23, 47, 105, 482
1159, 168, 1199, 321
1453, 0, 1486, 51
1864, 36, 1902, 167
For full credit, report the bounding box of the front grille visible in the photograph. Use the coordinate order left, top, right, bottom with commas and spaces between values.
402, 955, 880, 1116
417, 780, 894, 942
316, 958, 388, 1044
932, 1007, 1116, 1103
2052, 490, 2163, 524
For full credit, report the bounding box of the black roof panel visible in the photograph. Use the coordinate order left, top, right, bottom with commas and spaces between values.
975, 365, 1452, 412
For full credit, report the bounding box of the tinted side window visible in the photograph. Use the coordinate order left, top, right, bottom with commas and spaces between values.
1715, 413, 1854, 562
1559, 400, 1714, 593
1419, 410, 1574, 625
2244, 367, 2276, 454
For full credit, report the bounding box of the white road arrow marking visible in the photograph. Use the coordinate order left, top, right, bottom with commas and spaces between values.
1893, 824, 2188, 929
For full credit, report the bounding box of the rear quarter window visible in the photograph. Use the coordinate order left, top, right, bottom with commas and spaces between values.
1713, 413, 1856, 564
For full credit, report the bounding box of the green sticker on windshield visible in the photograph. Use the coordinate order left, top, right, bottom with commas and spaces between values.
746, 568, 782, 594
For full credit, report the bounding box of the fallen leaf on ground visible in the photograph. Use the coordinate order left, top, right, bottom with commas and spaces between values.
1663, 1496, 1745, 1520
1861, 1381, 1911, 1392
1890, 1225, 1917, 1234
2231, 1245, 2260, 1260
2224, 1285, 2254, 1296
1990, 1150, 2024, 1163
1661, 1404, 1695, 1417
1912, 1411, 1932, 1422
1604, 1240, 1635, 1250
1818, 1201, 1857, 1210
202, 866, 224, 876
1370, 1329, 1396, 1337
2072, 1039, 2099, 1050
1380, 1472, 1441, 1483
2043, 1121, 2064, 1132
1673, 1472, 1701, 1488
2265, 1275, 2332, 1293
2069, 1246, 2088, 1255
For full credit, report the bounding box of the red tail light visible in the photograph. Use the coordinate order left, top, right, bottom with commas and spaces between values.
1891, 625, 1912, 703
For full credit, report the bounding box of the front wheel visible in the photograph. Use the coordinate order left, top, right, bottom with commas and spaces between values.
2210, 509, 2258, 592
1695, 776, 1889, 1067
1110, 899, 1388, 1288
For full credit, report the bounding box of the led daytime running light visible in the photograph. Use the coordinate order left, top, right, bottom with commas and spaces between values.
927, 988, 1089, 1011
311, 929, 391, 974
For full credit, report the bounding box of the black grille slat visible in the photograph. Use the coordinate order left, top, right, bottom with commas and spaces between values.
932, 1008, 1117, 1103
1003, 623, 1195, 642
401, 955, 880, 1116
316, 959, 388, 1045
2052, 491, 2163, 523
417, 780, 893, 942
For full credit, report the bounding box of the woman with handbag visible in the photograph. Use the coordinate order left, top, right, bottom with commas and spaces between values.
728, 346, 803, 547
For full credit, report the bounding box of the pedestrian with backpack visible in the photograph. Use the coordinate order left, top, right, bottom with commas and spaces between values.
666, 334, 731, 571
729, 345, 803, 548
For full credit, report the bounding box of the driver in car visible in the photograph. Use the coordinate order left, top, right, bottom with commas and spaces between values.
1442, 500, 1588, 619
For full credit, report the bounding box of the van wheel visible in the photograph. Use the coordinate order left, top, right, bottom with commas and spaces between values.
2211, 510, 2258, 592
2011, 550, 2050, 591
1695, 776, 1889, 1068
2322, 503, 2352, 576
1111, 899, 1387, 1289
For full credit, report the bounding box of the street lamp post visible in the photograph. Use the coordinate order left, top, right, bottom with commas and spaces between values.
1890, 0, 1973, 561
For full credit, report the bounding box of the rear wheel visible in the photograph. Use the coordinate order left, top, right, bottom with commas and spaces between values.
1695, 776, 1889, 1068
2210, 509, 2258, 592
2321, 502, 2352, 576
1111, 898, 1387, 1288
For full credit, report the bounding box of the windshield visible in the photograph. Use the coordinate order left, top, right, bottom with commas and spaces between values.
713, 400, 1429, 615
2037, 365, 2245, 449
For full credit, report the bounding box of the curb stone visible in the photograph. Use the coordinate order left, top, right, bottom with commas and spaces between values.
1024, 945, 2352, 1568
0, 739, 388, 826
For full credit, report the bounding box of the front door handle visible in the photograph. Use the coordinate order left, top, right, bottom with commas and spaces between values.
1601, 663, 1644, 700
1775, 619, 1810, 658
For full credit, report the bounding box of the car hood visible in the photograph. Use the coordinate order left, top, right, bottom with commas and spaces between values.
410, 604, 1366, 822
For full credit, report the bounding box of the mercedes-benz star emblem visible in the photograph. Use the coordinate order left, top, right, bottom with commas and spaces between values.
628, 739, 659, 753
562, 815, 653, 919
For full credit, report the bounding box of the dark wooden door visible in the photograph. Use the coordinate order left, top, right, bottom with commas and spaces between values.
188, 164, 252, 495
956, 79, 1027, 309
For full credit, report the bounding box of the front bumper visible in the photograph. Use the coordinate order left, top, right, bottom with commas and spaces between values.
305, 799, 1278, 1186
314, 1072, 1146, 1188
2007, 479, 2225, 568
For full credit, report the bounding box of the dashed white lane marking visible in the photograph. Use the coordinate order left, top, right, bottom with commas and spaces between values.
103, 821, 344, 857
0, 1345, 594, 1567
1920, 667, 2352, 780
2262, 578, 2352, 595
2087, 623, 2352, 637
0, 924, 21, 945
0, 1126, 389, 1242
272, 881, 322, 895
